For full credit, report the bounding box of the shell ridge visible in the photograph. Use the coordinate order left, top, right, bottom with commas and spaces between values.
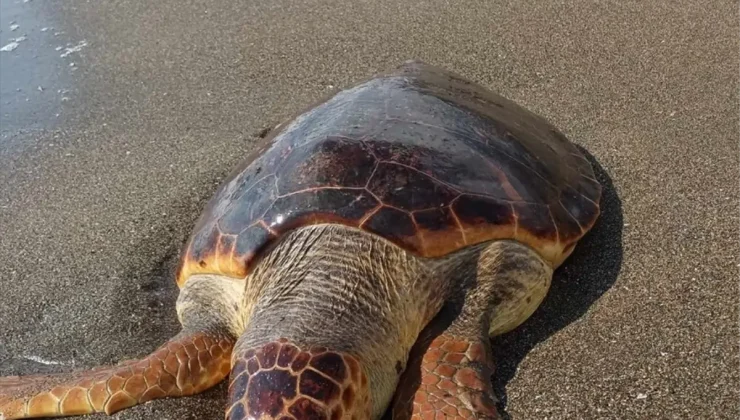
557, 199, 584, 232
580, 173, 600, 185
465, 135, 559, 191
378, 160, 462, 194
447, 199, 469, 245
277, 186, 367, 199
563, 183, 600, 208
511, 203, 519, 239
546, 205, 562, 247
219, 173, 278, 224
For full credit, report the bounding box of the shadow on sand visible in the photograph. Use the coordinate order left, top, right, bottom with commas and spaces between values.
491, 149, 623, 418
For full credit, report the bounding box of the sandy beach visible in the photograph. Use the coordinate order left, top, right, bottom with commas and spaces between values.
1, 0, 737, 419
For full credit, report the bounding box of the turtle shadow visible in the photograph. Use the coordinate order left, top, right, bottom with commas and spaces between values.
490, 148, 623, 418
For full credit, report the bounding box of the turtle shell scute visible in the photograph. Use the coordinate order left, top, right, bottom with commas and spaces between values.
175, 61, 601, 286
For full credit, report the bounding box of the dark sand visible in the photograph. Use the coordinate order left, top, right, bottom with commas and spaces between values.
1, 0, 737, 419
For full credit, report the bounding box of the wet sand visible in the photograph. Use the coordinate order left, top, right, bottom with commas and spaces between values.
1, 0, 737, 419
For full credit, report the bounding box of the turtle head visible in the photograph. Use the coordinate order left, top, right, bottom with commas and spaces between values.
225, 338, 371, 420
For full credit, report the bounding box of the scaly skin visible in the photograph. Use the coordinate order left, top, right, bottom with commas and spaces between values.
389, 331, 500, 420
411, 335, 497, 419
226, 339, 371, 420
388, 238, 551, 420
0, 332, 234, 419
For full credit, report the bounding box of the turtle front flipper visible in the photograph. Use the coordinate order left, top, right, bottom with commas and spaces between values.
1, 274, 244, 420
0, 331, 234, 419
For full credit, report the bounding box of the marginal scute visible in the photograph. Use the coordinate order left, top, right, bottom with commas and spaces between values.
551, 200, 585, 241
413, 207, 456, 232
363, 207, 417, 243
452, 195, 514, 228
413, 207, 466, 256
234, 224, 271, 260
512, 202, 557, 240
215, 233, 236, 265
176, 61, 601, 286
189, 227, 220, 269
560, 183, 600, 225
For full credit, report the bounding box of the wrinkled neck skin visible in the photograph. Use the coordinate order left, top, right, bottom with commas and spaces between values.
230, 224, 449, 419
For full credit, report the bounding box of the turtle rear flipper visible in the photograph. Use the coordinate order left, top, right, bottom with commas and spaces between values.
391, 331, 500, 420
389, 239, 553, 420
0, 331, 234, 419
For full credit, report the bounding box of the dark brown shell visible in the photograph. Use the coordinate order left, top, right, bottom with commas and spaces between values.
176, 61, 601, 286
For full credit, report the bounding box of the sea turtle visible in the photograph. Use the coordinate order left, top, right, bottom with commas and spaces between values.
0, 60, 601, 420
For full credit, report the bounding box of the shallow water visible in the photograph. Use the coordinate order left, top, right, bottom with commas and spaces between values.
0, 0, 80, 142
